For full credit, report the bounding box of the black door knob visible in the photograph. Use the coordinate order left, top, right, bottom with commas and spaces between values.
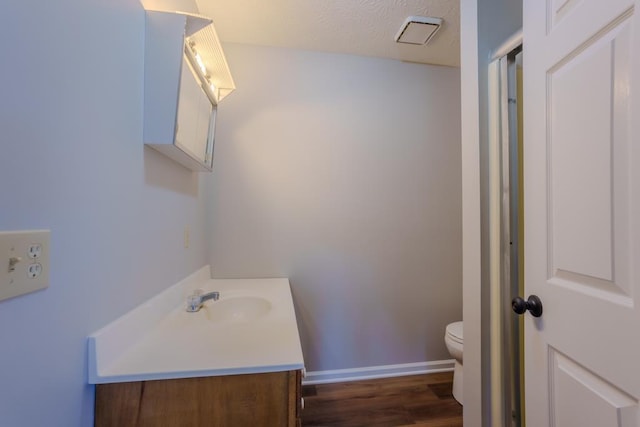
512, 295, 543, 317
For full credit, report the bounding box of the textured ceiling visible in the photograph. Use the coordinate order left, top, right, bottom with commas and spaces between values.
195, 0, 460, 67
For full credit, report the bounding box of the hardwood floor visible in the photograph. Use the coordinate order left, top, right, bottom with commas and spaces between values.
301, 372, 462, 427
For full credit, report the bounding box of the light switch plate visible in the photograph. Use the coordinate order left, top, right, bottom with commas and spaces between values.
0, 230, 50, 302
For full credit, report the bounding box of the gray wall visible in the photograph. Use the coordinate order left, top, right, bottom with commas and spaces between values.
0, 1, 208, 425
207, 44, 462, 371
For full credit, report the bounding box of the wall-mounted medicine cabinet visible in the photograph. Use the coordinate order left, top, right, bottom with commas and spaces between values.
143, 10, 235, 172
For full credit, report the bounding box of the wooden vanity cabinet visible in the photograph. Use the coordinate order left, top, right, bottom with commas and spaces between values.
95, 370, 302, 427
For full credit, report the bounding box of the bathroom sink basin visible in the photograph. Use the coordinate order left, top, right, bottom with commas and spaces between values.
204, 296, 272, 323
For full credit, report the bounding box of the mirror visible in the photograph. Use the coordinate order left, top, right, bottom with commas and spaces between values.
175, 51, 216, 170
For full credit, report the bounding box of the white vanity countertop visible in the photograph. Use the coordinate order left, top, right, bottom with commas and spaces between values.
88, 269, 305, 384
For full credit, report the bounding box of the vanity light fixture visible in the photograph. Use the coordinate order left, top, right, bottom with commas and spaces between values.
395, 16, 443, 45
186, 40, 221, 102
186, 16, 235, 103
188, 41, 207, 74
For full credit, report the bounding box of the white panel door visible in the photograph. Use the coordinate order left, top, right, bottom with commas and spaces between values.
523, 0, 640, 425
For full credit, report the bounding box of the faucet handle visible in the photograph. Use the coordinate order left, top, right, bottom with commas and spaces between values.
186, 292, 203, 312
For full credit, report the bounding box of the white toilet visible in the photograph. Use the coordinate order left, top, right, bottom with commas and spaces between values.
445, 321, 463, 404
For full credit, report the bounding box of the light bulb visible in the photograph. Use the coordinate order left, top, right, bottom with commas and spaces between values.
194, 53, 206, 75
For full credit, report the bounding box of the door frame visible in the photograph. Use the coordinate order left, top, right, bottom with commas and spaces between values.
459, 0, 523, 425
488, 31, 524, 427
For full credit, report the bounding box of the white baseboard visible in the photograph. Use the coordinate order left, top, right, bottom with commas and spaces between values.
302, 359, 455, 385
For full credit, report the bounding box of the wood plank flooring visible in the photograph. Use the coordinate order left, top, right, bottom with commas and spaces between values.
301, 372, 462, 427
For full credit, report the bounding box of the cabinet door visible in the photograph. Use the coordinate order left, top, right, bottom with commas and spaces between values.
95, 372, 295, 427
175, 56, 212, 166
194, 87, 214, 165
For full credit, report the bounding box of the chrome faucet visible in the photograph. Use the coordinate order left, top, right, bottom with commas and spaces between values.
186, 290, 220, 312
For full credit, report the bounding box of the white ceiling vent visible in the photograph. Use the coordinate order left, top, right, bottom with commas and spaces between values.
394, 16, 443, 45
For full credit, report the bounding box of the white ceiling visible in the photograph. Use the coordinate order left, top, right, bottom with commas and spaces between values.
195, 0, 460, 67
